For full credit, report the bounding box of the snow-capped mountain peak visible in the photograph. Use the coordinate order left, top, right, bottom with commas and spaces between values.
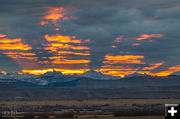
124, 72, 149, 78
80, 70, 121, 80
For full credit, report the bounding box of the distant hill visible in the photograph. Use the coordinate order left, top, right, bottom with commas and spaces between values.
73, 76, 180, 88
1, 75, 179, 89
47, 79, 79, 87
0, 79, 40, 87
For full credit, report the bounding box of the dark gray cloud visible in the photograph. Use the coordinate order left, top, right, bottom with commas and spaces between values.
0, 52, 21, 72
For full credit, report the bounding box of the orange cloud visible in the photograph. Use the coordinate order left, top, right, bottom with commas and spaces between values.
3, 52, 36, 59
38, 6, 90, 73
132, 43, 140, 46
136, 34, 163, 40
55, 28, 60, 31
142, 62, 164, 70
40, 21, 49, 26
57, 51, 90, 56
51, 58, 91, 64
22, 68, 90, 75
44, 13, 63, 22
40, 6, 76, 27
44, 34, 90, 52
114, 35, 124, 42
99, 63, 180, 77
82, 39, 91, 43
0, 38, 21, 43
0, 36, 39, 70
48, 43, 90, 50
96, 66, 139, 77
42, 7, 66, 24
103, 54, 145, 64
0, 71, 7, 75
0, 38, 31, 51
0, 43, 31, 50
151, 65, 180, 76
3, 51, 39, 70
149, 40, 153, 42
112, 45, 117, 48
0, 34, 6, 38
43, 33, 91, 71
22, 69, 54, 75
45, 34, 83, 43
137, 65, 180, 77
96, 54, 145, 77
14, 58, 40, 70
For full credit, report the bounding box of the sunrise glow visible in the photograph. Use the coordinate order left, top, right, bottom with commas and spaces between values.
0, 3, 179, 78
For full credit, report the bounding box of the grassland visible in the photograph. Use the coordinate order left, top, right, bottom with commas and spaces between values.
76, 115, 163, 119
0, 99, 179, 119
0, 99, 179, 106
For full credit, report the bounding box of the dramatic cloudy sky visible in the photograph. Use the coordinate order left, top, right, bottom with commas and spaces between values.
0, 0, 180, 77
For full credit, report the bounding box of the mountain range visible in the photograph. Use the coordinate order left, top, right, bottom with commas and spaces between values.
0, 70, 121, 85
0, 70, 180, 88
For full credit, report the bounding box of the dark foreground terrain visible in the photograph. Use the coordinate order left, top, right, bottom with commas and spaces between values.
0, 86, 180, 100
1, 99, 178, 119
0, 76, 179, 118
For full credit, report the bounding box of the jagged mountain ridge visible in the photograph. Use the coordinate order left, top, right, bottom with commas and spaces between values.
80, 70, 121, 80
0, 70, 180, 88
0, 75, 180, 89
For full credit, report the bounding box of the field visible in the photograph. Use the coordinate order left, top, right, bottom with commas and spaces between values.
0, 99, 179, 118
76, 115, 163, 119
1, 99, 180, 106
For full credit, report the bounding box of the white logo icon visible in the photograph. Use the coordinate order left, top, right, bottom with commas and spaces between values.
168, 107, 177, 116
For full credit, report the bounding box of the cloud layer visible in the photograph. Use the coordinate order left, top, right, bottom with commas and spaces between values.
0, 0, 180, 76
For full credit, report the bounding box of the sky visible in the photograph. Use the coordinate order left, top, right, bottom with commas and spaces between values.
0, 0, 180, 77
